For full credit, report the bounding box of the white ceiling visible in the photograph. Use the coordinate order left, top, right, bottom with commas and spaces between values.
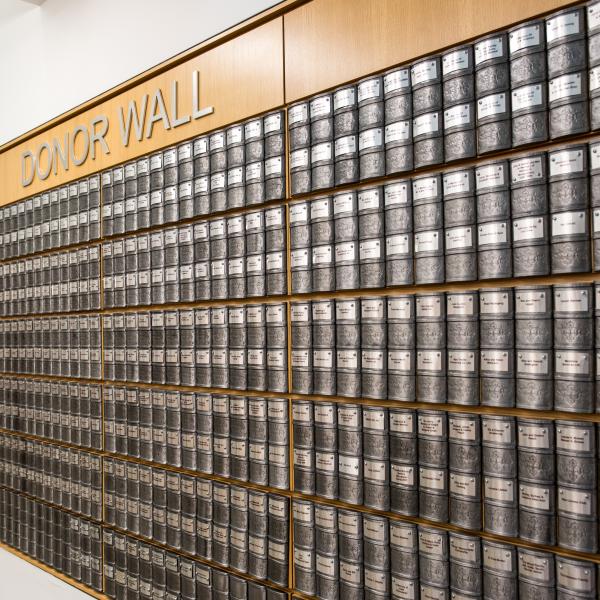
0, 0, 36, 21
0, 0, 282, 145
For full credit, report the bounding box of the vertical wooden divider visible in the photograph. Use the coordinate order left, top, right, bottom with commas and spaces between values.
98, 182, 107, 598
283, 80, 296, 596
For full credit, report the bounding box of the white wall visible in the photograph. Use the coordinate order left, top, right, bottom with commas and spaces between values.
0, 0, 281, 146
0, 547, 92, 599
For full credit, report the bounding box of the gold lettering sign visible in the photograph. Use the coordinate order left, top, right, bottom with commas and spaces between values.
21, 71, 213, 187
0, 18, 284, 203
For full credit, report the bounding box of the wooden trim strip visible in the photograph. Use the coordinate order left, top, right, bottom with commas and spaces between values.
0, 194, 286, 265
288, 491, 600, 565
286, 129, 600, 205
2, 269, 600, 321
0, 127, 596, 270
103, 523, 293, 596
7, 474, 600, 574
0, 426, 104, 456
2, 372, 600, 422
0, 424, 291, 496
4, 102, 598, 215
0, 483, 103, 526
4, 416, 600, 569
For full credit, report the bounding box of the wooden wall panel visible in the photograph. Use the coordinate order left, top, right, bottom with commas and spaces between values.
283, 0, 576, 102
0, 18, 284, 205
0, 0, 583, 205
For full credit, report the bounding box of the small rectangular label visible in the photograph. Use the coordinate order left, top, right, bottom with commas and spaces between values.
359, 128, 383, 150
552, 211, 586, 237
357, 78, 381, 102
417, 350, 443, 372
391, 463, 415, 487
520, 484, 551, 510
420, 467, 446, 491
477, 93, 506, 119
510, 23, 541, 53
414, 230, 440, 253
448, 350, 476, 373
413, 176, 438, 200
484, 477, 515, 503
446, 226, 473, 250
478, 221, 508, 245
388, 350, 413, 372
335, 134, 357, 155
475, 36, 504, 64
413, 112, 439, 136
546, 11, 581, 43
517, 351, 549, 376
450, 473, 477, 497
443, 170, 472, 195
480, 350, 510, 373
512, 84, 543, 111
443, 48, 470, 75
311, 142, 333, 163
556, 425, 592, 453
483, 543, 514, 572
555, 351, 590, 376
385, 121, 410, 143
549, 148, 584, 176
557, 558, 594, 592
444, 103, 471, 129
549, 73, 582, 102
558, 487, 592, 516
412, 59, 438, 84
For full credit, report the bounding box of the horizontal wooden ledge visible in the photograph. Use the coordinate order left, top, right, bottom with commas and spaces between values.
292, 594, 318, 600
102, 450, 292, 497
0, 307, 102, 321
286, 130, 600, 204
97, 294, 290, 314
272, 271, 600, 301
0, 540, 106, 599
103, 522, 293, 596
0, 293, 290, 320
6, 126, 599, 241
287, 394, 600, 423
0, 484, 103, 527
0, 123, 583, 229
97, 379, 291, 400
0, 195, 287, 267
0, 425, 293, 496
0, 426, 104, 456
2, 373, 598, 423
0, 372, 103, 385
4, 270, 600, 322
18, 479, 595, 587
0, 238, 102, 268
3, 130, 597, 271
289, 490, 600, 566
7, 471, 600, 575
43, 376, 600, 423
